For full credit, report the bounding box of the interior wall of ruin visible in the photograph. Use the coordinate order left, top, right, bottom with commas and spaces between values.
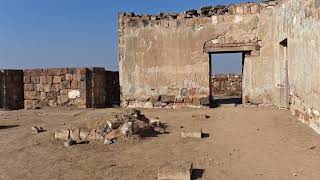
119, 3, 273, 108
272, 0, 320, 133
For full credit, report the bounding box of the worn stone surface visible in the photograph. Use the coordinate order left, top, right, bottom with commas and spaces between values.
181, 130, 202, 138
23, 68, 119, 109
158, 161, 193, 180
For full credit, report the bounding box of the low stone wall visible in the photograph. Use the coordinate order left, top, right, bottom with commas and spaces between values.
23, 67, 119, 109
211, 74, 242, 97
0, 70, 24, 110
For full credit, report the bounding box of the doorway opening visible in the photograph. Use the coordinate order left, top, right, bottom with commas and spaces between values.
209, 52, 244, 106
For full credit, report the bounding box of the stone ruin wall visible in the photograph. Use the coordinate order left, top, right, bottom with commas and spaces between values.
23, 67, 119, 109
119, 1, 279, 108
0, 70, 24, 110
211, 74, 242, 97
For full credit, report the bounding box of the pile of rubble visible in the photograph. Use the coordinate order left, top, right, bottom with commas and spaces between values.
54, 109, 165, 146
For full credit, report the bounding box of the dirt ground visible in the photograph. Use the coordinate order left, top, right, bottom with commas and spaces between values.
1, 106, 320, 180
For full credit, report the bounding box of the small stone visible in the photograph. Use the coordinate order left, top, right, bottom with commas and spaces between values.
120, 122, 133, 135
105, 129, 122, 141
31, 126, 44, 134
149, 118, 161, 127
310, 146, 316, 150
107, 119, 123, 129
293, 173, 298, 176
64, 139, 76, 147
154, 126, 166, 134
104, 139, 113, 145
181, 130, 202, 138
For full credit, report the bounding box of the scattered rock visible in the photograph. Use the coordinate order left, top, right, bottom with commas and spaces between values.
64, 139, 76, 147
104, 139, 113, 145
54, 129, 70, 140
310, 146, 316, 150
31, 126, 44, 134
154, 126, 166, 134
54, 109, 167, 145
181, 130, 202, 138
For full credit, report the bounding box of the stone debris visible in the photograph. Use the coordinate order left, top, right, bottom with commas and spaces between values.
181, 130, 202, 139
31, 126, 44, 134
64, 139, 76, 147
54, 109, 166, 145
192, 114, 209, 120
158, 161, 193, 180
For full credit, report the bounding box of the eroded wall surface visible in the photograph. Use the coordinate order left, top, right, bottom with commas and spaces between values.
119, 2, 279, 108
271, 0, 320, 133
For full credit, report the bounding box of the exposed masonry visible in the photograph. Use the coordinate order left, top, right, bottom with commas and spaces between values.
0, 68, 119, 110
211, 74, 242, 97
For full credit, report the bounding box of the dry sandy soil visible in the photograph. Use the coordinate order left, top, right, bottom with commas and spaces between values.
1, 106, 320, 180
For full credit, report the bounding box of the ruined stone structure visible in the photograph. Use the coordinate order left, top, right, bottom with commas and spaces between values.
0, 70, 24, 110
211, 74, 242, 97
0, 68, 119, 110
118, 0, 320, 132
23, 67, 119, 109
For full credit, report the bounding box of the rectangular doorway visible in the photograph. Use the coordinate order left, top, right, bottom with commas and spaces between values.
210, 52, 244, 106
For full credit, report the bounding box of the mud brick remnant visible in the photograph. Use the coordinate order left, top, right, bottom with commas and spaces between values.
181, 130, 202, 139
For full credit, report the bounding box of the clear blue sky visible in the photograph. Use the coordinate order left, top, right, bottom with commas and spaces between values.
0, 0, 255, 71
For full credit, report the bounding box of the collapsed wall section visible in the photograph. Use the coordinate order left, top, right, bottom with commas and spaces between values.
0, 70, 24, 110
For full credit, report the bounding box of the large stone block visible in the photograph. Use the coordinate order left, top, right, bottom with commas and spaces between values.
25, 91, 40, 100
160, 95, 175, 103
158, 161, 193, 180
52, 76, 61, 84
24, 84, 34, 91
43, 84, 51, 93
39, 76, 47, 84
23, 76, 30, 84
60, 81, 70, 89
31, 76, 40, 84
24, 100, 38, 109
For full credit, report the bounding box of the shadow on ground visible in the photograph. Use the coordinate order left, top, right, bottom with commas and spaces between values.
0, 125, 19, 130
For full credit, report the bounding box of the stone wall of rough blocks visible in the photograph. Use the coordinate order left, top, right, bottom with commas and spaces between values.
211, 74, 242, 97
23, 68, 88, 109
23, 67, 120, 109
0, 70, 24, 110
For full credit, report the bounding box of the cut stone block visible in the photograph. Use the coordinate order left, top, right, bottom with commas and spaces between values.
192, 114, 208, 120
54, 130, 70, 140
181, 130, 202, 139
158, 161, 193, 180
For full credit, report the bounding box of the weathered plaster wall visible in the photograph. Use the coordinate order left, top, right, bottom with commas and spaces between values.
119, 2, 277, 108
272, 0, 320, 133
